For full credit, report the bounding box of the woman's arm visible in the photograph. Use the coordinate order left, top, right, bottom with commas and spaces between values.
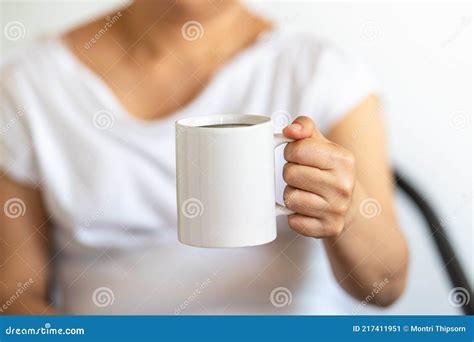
282, 95, 408, 306
324, 95, 408, 306
0, 175, 57, 314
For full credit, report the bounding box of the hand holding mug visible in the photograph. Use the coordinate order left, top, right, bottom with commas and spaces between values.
282, 116, 356, 239
175, 114, 356, 248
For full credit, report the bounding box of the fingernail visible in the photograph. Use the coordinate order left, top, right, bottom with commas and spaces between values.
289, 123, 302, 131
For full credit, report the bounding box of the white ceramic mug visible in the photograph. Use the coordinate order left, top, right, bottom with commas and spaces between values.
176, 114, 294, 248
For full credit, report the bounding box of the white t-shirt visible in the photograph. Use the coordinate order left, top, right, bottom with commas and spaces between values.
0, 28, 378, 314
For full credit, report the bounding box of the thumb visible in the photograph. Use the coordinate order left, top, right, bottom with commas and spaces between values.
282, 116, 314, 140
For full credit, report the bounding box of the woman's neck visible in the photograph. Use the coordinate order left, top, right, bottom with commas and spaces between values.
113, 1, 271, 62
126, 0, 243, 29
62, 1, 273, 120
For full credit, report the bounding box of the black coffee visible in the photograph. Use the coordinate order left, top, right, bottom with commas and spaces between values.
200, 123, 253, 128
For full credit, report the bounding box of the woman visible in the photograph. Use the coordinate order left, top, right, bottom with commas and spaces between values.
0, 0, 408, 314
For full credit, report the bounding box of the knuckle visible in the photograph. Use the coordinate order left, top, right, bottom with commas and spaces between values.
336, 177, 354, 196
320, 224, 333, 237
332, 201, 349, 215
325, 219, 344, 236
339, 150, 355, 168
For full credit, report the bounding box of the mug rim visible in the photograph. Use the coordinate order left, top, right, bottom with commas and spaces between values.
175, 114, 271, 129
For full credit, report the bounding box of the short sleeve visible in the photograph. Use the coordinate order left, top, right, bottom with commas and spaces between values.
0, 67, 39, 185
310, 45, 380, 133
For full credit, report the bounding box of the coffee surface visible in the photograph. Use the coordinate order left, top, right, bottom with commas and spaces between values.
200, 123, 254, 128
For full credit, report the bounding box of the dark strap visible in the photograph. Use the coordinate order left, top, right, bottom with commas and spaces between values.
394, 169, 473, 315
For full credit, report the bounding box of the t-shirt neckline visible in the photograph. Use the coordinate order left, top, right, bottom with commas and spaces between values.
51, 28, 280, 128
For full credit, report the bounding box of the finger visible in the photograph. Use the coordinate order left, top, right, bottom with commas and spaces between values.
282, 116, 314, 140
288, 214, 343, 238
283, 185, 329, 218
283, 162, 335, 197
284, 139, 337, 169
287, 214, 329, 238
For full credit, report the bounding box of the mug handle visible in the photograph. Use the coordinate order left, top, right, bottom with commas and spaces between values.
274, 133, 296, 216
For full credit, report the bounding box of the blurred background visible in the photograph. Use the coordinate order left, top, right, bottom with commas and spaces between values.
1, 0, 471, 314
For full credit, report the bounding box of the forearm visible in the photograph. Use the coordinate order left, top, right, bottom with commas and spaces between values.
0, 257, 57, 315
1, 176, 57, 315
323, 181, 409, 306
0, 270, 58, 315
1, 295, 58, 315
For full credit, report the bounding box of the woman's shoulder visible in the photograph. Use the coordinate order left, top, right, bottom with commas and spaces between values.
0, 37, 66, 86
252, 28, 379, 132
260, 28, 368, 74
251, 27, 377, 93
259, 28, 327, 52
